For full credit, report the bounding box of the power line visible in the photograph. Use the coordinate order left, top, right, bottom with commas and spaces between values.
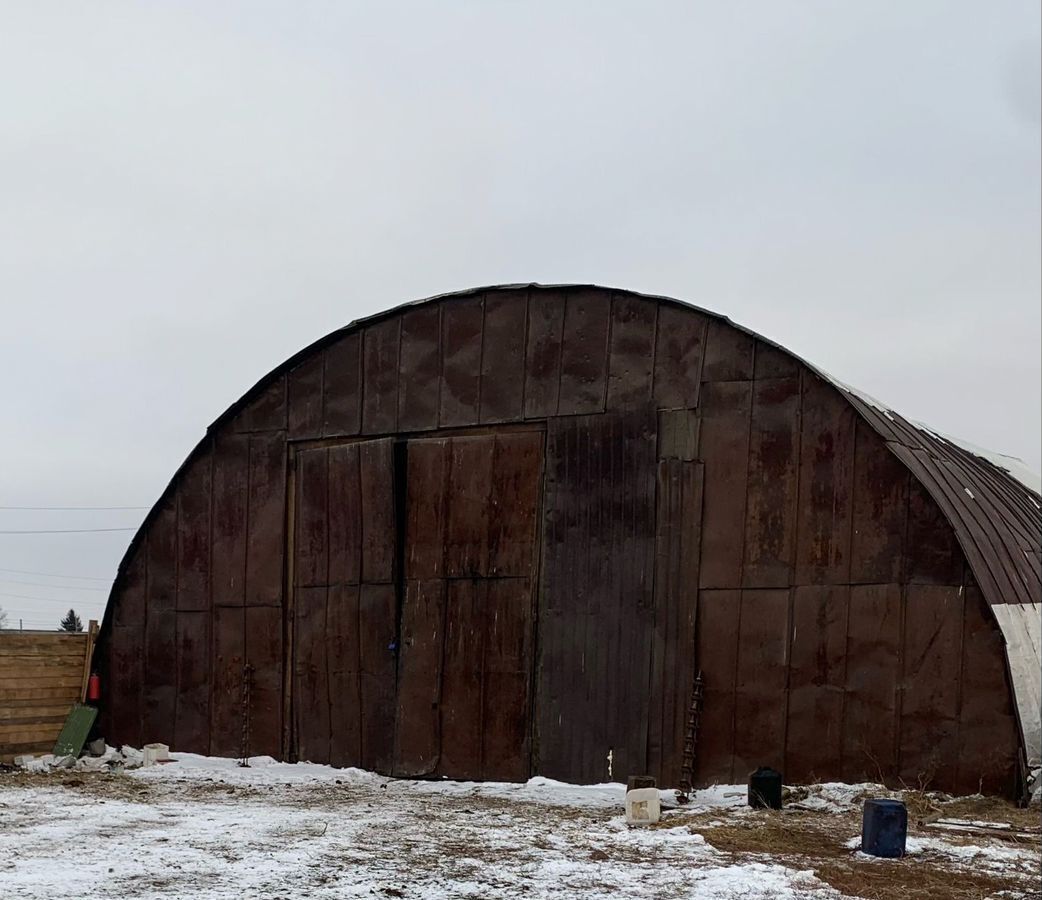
0, 505, 148, 511
1, 590, 107, 603
0, 527, 136, 534
0, 566, 111, 582
0, 579, 109, 592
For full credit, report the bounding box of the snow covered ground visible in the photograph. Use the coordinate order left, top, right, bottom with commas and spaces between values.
0, 754, 1037, 899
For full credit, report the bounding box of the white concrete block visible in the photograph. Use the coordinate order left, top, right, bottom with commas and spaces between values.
142, 743, 170, 767
13, 755, 34, 768
625, 788, 661, 826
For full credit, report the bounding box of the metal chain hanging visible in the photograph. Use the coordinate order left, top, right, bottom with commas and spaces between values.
678, 670, 704, 800
239, 662, 254, 768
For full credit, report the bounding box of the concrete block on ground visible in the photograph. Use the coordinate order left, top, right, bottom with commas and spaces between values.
13, 755, 34, 768
625, 788, 661, 826
142, 743, 170, 767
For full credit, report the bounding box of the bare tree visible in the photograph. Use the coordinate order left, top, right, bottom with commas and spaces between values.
0, 605, 8, 630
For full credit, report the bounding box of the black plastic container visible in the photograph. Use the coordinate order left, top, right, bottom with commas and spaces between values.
861, 799, 907, 858
747, 767, 783, 810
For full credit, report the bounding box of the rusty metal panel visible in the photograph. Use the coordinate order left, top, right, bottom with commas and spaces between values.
905, 477, 964, 585
794, 376, 856, 585
358, 583, 397, 773
398, 305, 441, 432
607, 293, 656, 409
849, 421, 909, 584
648, 459, 703, 786
653, 304, 707, 409
361, 318, 400, 434
702, 318, 754, 381
211, 432, 249, 606
288, 354, 324, 440
235, 374, 287, 433
785, 585, 848, 784
359, 439, 396, 583
557, 288, 611, 416
245, 604, 282, 758
405, 438, 449, 580
754, 341, 799, 379
438, 579, 485, 778
440, 295, 483, 427
899, 584, 963, 788
327, 583, 362, 768
293, 585, 329, 763
174, 610, 210, 753
733, 589, 789, 779
480, 290, 527, 423
695, 589, 739, 784
327, 443, 362, 587
536, 410, 657, 783
657, 409, 701, 461
743, 377, 800, 589
523, 288, 565, 418
698, 380, 752, 589
488, 432, 544, 577
294, 447, 328, 589
210, 604, 245, 759
322, 333, 361, 437
956, 579, 1019, 795
109, 548, 146, 748
176, 453, 211, 611
143, 498, 177, 747
445, 437, 494, 578
246, 433, 286, 606
842, 583, 901, 783
394, 578, 446, 776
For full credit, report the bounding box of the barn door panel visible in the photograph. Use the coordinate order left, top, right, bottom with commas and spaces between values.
395, 431, 543, 780
291, 439, 396, 769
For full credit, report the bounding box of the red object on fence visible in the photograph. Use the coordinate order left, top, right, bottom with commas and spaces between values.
87, 673, 101, 702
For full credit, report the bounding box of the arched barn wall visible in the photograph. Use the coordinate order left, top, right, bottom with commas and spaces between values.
96, 285, 1032, 798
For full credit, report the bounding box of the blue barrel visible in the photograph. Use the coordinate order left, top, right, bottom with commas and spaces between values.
861, 799, 907, 858
747, 767, 783, 810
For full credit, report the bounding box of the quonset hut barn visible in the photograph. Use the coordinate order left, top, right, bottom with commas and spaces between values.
96, 285, 1042, 801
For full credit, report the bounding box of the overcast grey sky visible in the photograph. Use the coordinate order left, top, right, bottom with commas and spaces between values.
1, 1, 1039, 630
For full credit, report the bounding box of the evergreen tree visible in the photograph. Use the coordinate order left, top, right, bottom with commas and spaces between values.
59, 609, 83, 632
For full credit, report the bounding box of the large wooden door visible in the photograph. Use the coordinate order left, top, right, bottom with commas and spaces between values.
290, 439, 398, 770
394, 431, 544, 780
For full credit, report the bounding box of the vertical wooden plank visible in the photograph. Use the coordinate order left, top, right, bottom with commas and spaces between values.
293, 585, 329, 763
794, 376, 856, 585
445, 436, 494, 578
361, 317, 401, 434
398, 305, 442, 431
360, 438, 396, 583
143, 499, 177, 747
701, 319, 755, 382
211, 604, 245, 758
327, 583, 362, 768
607, 293, 656, 409
785, 585, 848, 784
358, 583, 397, 773
557, 288, 611, 416
394, 579, 447, 776
294, 447, 328, 589
246, 432, 286, 607
694, 589, 739, 785
698, 381, 753, 589
405, 439, 449, 580
850, 422, 909, 583
842, 583, 901, 783
174, 610, 210, 754
176, 452, 211, 612
211, 432, 250, 606
480, 290, 527, 423
899, 584, 963, 788
109, 548, 146, 748
482, 577, 534, 782
287, 354, 324, 440
327, 443, 362, 587
653, 304, 707, 409
657, 409, 701, 461
488, 432, 544, 577
743, 377, 800, 588
438, 579, 486, 778
523, 289, 566, 418
245, 604, 283, 758
732, 589, 789, 779
956, 580, 1019, 795
235, 374, 287, 433
323, 333, 362, 437
439, 295, 483, 427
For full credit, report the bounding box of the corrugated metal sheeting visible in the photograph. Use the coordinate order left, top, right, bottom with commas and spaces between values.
96, 284, 1041, 800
